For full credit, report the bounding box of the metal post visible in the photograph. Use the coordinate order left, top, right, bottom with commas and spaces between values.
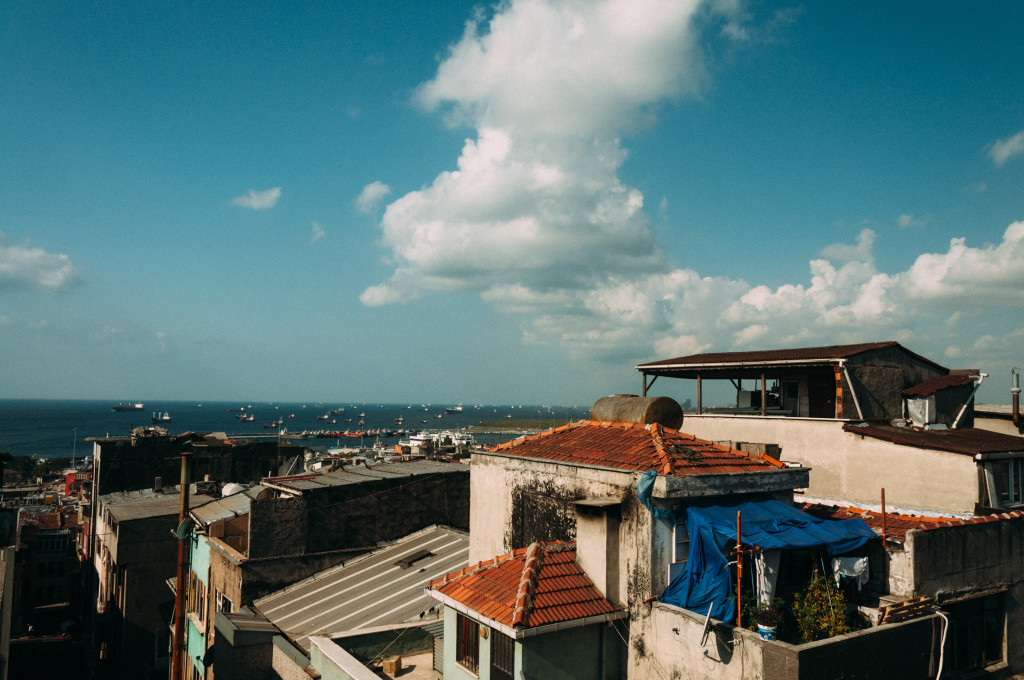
697, 376, 702, 415
760, 373, 767, 417
171, 451, 191, 680
736, 511, 743, 627
880, 488, 888, 595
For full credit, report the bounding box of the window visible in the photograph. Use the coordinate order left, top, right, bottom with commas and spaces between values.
992, 460, 1024, 506
186, 571, 208, 628
491, 630, 514, 680
669, 513, 690, 583
943, 593, 1004, 673
215, 589, 233, 614
455, 613, 480, 673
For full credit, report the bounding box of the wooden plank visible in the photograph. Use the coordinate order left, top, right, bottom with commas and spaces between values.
877, 596, 934, 625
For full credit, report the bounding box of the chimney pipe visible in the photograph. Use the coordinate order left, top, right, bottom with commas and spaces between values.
1012, 368, 1020, 428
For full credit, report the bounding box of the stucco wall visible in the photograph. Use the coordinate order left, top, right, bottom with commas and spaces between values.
681, 416, 979, 513
469, 453, 661, 610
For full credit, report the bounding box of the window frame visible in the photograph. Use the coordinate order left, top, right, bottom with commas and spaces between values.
455, 612, 480, 674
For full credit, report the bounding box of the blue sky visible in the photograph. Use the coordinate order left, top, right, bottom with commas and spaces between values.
2, 1, 1023, 406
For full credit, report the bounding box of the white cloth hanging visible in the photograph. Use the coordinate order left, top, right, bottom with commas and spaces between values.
755, 549, 782, 604
832, 556, 870, 590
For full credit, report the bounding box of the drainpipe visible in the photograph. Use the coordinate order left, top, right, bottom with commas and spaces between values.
1012, 368, 1021, 428
951, 374, 987, 430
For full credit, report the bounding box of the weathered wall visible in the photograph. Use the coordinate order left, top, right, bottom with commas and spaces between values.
301, 469, 469, 554
212, 613, 276, 680
682, 415, 980, 513
248, 496, 306, 559
519, 624, 605, 680
907, 518, 1024, 676
638, 602, 763, 680
763, 614, 941, 680
93, 438, 301, 496
469, 453, 656, 610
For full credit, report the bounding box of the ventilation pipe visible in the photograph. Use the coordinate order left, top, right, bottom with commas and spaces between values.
1012, 368, 1021, 428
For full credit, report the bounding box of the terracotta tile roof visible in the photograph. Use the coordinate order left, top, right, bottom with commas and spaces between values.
797, 502, 1024, 540
429, 541, 616, 629
902, 374, 975, 397
488, 420, 784, 475
843, 424, 1024, 455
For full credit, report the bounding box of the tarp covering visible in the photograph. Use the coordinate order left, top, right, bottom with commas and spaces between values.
658, 497, 876, 623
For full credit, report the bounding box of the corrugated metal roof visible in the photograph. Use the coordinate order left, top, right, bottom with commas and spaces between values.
843, 424, 1024, 456
637, 341, 947, 373
263, 460, 467, 495
902, 374, 975, 397
488, 420, 783, 475
429, 541, 616, 629
190, 485, 268, 526
100, 485, 217, 522
253, 525, 468, 651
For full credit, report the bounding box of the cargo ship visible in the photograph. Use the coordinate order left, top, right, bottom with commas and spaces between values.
112, 402, 144, 412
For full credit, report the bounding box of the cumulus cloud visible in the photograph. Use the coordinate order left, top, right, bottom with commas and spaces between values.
354, 181, 392, 214
0, 234, 80, 291
360, 0, 1024, 367
230, 187, 281, 210
363, 0, 714, 307
988, 129, 1024, 166
310, 221, 326, 243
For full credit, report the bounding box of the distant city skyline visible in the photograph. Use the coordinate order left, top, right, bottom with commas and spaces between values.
2, 1, 1022, 406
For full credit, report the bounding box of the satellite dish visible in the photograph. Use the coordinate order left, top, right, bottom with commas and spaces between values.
700, 602, 714, 647
174, 517, 195, 540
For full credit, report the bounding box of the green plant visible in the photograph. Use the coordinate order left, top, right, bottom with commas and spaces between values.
751, 598, 784, 628
792, 572, 848, 642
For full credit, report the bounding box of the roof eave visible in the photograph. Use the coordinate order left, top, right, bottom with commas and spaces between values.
653, 468, 810, 499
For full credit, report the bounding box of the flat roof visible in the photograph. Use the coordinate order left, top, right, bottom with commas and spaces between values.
99, 485, 217, 522
253, 524, 468, 651
262, 460, 467, 495
843, 424, 1024, 457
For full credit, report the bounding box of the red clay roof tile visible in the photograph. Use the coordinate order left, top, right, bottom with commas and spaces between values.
430, 541, 616, 629
488, 420, 783, 475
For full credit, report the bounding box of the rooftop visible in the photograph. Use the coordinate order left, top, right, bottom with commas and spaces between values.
636, 341, 947, 376
843, 424, 1024, 457
488, 420, 784, 475
798, 501, 1024, 541
254, 525, 469, 651
190, 485, 269, 526
262, 459, 467, 495
902, 374, 976, 397
428, 541, 619, 632
99, 485, 217, 522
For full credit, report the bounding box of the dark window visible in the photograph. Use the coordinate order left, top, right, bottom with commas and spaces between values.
456, 613, 479, 673
491, 630, 514, 680
943, 593, 1004, 673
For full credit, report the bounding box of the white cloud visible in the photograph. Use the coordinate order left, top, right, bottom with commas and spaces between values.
360, 0, 1024, 371
230, 187, 281, 210
988, 129, 1024, 166
354, 181, 392, 214
363, 0, 717, 307
897, 213, 926, 229
310, 221, 326, 243
0, 234, 80, 291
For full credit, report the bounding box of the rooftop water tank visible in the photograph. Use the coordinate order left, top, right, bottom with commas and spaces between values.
590, 395, 683, 429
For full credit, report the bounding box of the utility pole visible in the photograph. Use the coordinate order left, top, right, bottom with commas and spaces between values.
170, 451, 192, 680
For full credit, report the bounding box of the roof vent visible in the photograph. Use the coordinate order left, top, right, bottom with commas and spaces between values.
591, 395, 683, 429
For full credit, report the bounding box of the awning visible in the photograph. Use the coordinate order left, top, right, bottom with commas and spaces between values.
658, 497, 876, 624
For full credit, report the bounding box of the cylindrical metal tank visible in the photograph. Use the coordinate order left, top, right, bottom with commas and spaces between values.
590, 394, 683, 429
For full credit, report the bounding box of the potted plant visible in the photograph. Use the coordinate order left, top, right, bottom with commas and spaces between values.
792, 573, 848, 642
751, 599, 784, 640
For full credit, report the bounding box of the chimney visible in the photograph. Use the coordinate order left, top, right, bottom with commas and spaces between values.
1012, 368, 1021, 428
153, 476, 163, 493
573, 499, 621, 607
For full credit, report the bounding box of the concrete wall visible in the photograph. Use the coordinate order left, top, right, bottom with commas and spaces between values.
645, 601, 943, 680
976, 415, 1024, 437
469, 453, 664, 608
906, 518, 1024, 675
639, 602, 763, 680
681, 415, 980, 513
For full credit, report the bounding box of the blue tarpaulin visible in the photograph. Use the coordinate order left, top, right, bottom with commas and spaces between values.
657, 496, 877, 624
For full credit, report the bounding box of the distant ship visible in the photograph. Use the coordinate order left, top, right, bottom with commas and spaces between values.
445, 406, 464, 414
151, 412, 171, 423
112, 402, 144, 412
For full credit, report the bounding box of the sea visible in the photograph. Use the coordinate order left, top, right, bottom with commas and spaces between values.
0, 399, 590, 461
